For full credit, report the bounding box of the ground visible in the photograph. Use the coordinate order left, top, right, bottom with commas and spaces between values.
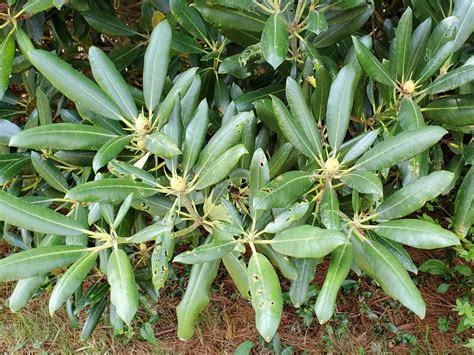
0, 245, 470, 354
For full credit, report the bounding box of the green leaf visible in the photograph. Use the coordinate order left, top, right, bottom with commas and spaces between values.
143, 20, 172, 112
253, 171, 314, 210
315, 244, 353, 324
177, 259, 219, 340
171, 0, 209, 40
326, 64, 357, 151
340, 130, 379, 164
107, 249, 138, 325
272, 225, 348, 258
0, 190, 85, 235
66, 177, 157, 203
82, 10, 137, 36
373, 219, 460, 249
375, 171, 454, 221
308, 11, 328, 35
352, 36, 393, 86
194, 3, 265, 32
340, 170, 383, 196
195, 112, 252, 173
28, 50, 123, 121
194, 144, 248, 190
286, 77, 323, 158
49, 251, 98, 315
128, 222, 169, 243
362, 238, 425, 318
249, 148, 270, 215
424, 65, 474, 94
9, 276, 45, 312
424, 94, 474, 126
407, 18, 431, 78
89, 46, 138, 122
0, 34, 15, 100
416, 41, 455, 83
248, 253, 282, 342
320, 187, 340, 230
289, 258, 317, 308
36, 87, 52, 125
311, 66, 332, 122
182, 99, 208, 173
394, 8, 412, 81
264, 201, 309, 234
355, 126, 446, 171
453, 166, 474, 237
93, 135, 131, 172
144, 131, 181, 158
261, 13, 288, 69
0, 156, 31, 185
10, 123, 117, 151
0, 246, 86, 281
31, 151, 69, 193
174, 239, 237, 264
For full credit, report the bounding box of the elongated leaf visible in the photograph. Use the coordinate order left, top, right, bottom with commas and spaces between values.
174, 239, 237, 264
194, 144, 248, 190
376, 171, 454, 221
143, 20, 172, 111
311, 66, 332, 122
352, 36, 393, 86
363, 239, 425, 318
171, 0, 208, 40
355, 126, 446, 171
31, 152, 69, 193
315, 244, 353, 324
416, 41, 455, 83
144, 131, 181, 158
0, 246, 86, 281
222, 252, 250, 299
108, 249, 138, 325
36, 87, 52, 125
249, 148, 270, 215
341, 130, 379, 164
326, 65, 357, 151
264, 201, 309, 234
128, 222, 169, 243
340, 170, 383, 196
0, 157, 31, 184
394, 8, 412, 81
425, 65, 474, 94
320, 187, 340, 230
10, 123, 117, 151
272, 225, 347, 258
0, 190, 85, 235
453, 166, 474, 237
29, 50, 123, 121
83, 10, 137, 36
289, 258, 317, 308
49, 251, 98, 315
407, 18, 431, 78
253, 171, 314, 210
177, 259, 219, 340
261, 13, 288, 69
286, 77, 323, 158
195, 3, 265, 32
0, 34, 15, 100
424, 94, 474, 126
373, 219, 460, 249
93, 135, 131, 172
89, 47, 137, 121
248, 253, 282, 342
66, 177, 157, 203
182, 99, 209, 173
9, 276, 45, 312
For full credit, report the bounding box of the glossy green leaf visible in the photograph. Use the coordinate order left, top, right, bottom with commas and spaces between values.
253, 171, 314, 210
311, 66, 332, 122
0, 190, 85, 235
107, 249, 138, 325
28, 50, 123, 121
128, 222, 169, 243
320, 187, 340, 230
182, 99, 209, 173
315, 244, 353, 324
264, 201, 309, 234
407, 17, 431, 78
0, 246, 86, 281
340, 130, 379, 164
93, 135, 131, 172
340, 170, 383, 195
174, 239, 237, 264
363, 238, 425, 318
326, 64, 357, 151
373, 219, 460, 249
424, 94, 474, 126
143, 20, 172, 111
10, 123, 116, 151
66, 177, 157, 203
83, 10, 137, 36
31, 151, 69, 193
453, 166, 474, 237
376, 171, 454, 221
261, 13, 288, 69
249, 148, 270, 215
89, 46, 138, 122
308, 11, 328, 35
272, 225, 348, 258
171, 0, 208, 40
9, 275, 45, 312
248, 253, 282, 342
36, 87, 52, 125
194, 144, 247, 190
177, 259, 219, 340
355, 126, 446, 171
394, 8, 412, 81
416, 41, 454, 83
289, 258, 317, 308
0, 33, 15, 100
222, 252, 250, 300
49, 251, 98, 315
0, 156, 30, 185
144, 131, 181, 158
194, 3, 265, 32
352, 36, 393, 86
425, 65, 474, 94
